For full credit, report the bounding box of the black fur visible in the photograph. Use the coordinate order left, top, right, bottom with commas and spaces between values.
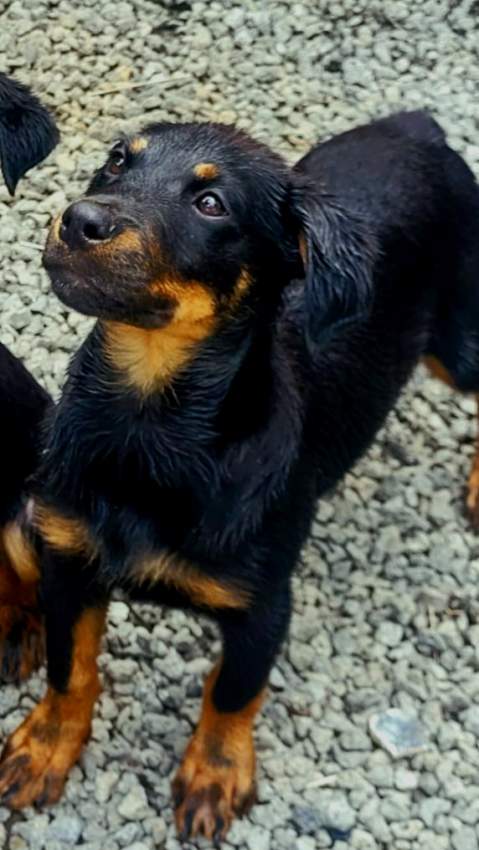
0, 73, 57, 522
38, 111, 479, 713
0, 73, 59, 195
0, 344, 51, 526
5, 111, 479, 833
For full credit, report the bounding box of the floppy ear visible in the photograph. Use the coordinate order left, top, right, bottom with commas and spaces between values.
0, 74, 59, 195
290, 176, 377, 354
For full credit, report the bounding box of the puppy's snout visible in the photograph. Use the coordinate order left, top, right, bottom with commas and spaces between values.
59, 200, 116, 250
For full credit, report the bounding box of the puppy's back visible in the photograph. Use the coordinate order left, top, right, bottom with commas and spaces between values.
294, 111, 472, 239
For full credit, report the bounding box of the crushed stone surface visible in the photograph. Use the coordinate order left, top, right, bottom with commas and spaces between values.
1, 0, 479, 847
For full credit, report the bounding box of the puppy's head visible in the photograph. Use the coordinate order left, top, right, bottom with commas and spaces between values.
44, 122, 374, 342
44, 123, 300, 331
0, 74, 59, 195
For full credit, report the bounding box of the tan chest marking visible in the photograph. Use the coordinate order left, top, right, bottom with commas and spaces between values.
103, 281, 216, 395
136, 552, 250, 610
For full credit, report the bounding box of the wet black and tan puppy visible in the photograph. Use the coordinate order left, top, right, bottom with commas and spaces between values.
1, 112, 479, 842
0, 73, 57, 680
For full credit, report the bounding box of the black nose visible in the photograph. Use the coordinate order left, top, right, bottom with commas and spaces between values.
60, 200, 115, 249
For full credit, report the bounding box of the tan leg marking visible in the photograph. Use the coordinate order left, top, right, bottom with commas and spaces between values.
34, 504, 95, 557
423, 355, 457, 389
2, 521, 39, 585
172, 662, 264, 841
0, 606, 106, 809
0, 526, 43, 682
136, 553, 251, 610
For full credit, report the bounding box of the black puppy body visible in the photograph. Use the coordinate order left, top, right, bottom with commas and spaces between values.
1, 113, 479, 839
0, 74, 57, 680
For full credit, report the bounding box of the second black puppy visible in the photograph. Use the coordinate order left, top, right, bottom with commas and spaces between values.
1, 112, 479, 841
0, 72, 57, 679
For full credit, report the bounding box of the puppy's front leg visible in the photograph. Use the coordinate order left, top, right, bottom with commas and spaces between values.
173, 582, 291, 842
0, 547, 108, 809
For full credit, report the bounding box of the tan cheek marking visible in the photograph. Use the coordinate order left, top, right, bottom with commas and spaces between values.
130, 137, 148, 154
194, 162, 220, 180
227, 268, 252, 310
136, 553, 251, 610
2, 522, 39, 585
93, 227, 144, 257
298, 232, 308, 267
103, 280, 217, 395
34, 505, 95, 558
46, 213, 62, 247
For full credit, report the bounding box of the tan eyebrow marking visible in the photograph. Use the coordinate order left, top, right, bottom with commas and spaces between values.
130, 137, 148, 154
194, 162, 220, 180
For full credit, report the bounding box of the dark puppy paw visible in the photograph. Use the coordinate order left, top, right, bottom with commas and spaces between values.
172, 734, 256, 842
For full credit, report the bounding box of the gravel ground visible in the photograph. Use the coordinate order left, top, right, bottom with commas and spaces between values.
1, 0, 479, 848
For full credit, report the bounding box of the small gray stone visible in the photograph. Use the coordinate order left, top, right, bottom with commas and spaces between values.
109, 601, 130, 625
419, 797, 451, 828
395, 768, 419, 791
452, 827, 478, 850
246, 826, 271, 850
292, 805, 323, 835
296, 838, 317, 850
376, 621, 404, 648
118, 785, 150, 820
316, 793, 356, 833
192, 24, 212, 49
462, 706, 479, 737
95, 770, 120, 804
48, 814, 83, 844
123, 844, 149, 850
369, 709, 430, 759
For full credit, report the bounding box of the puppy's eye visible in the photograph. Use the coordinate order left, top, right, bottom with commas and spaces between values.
195, 193, 227, 218
107, 147, 127, 175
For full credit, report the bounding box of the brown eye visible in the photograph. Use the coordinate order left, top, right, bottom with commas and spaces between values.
107, 147, 126, 175
195, 193, 227, 218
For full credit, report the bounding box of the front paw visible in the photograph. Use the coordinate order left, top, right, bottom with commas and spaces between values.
0, 690, 91, 809
172, 733, 256, 842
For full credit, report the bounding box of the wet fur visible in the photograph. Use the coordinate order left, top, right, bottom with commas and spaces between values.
3, 112, 479, 837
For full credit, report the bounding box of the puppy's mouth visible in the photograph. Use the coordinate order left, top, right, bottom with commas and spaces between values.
42, 226, 175, 329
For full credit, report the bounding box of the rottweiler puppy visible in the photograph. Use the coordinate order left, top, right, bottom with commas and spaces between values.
0, 73, 57, 680
1, 112, 479, 842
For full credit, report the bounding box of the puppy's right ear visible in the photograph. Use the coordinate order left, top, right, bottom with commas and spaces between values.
289, 174, 377, 355
0, 74, 59, 195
